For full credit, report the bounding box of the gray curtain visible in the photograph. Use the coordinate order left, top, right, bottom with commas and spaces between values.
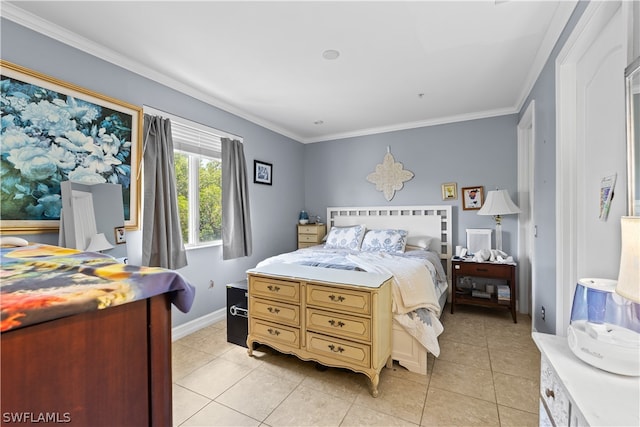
222, 138, 252, 259
142, 114, 188, 269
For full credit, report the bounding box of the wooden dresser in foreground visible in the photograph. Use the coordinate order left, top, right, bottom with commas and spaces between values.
246, 263, 392, 397
297, 223, 326, 248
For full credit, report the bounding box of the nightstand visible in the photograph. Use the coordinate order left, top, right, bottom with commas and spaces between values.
450, 260, 517, 322
297, 223, 326, 249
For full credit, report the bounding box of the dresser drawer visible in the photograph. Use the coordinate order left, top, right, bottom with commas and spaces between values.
306, 284, 370, 315
306, 308, 371, 342
306, 332, 370, 369
540, 357, 570, 426
250, 276, 300, 303
250, 318, 300, 348
454, 261, 512, 277
251, 297, 300, 326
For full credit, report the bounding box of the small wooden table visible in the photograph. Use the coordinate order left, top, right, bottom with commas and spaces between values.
450, 260, 517, 322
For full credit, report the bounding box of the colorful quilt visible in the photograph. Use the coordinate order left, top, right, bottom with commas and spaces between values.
0, 244, 196, 332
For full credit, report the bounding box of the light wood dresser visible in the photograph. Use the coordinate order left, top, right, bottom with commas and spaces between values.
246, 263, 393, 397
297, 223, 326, 248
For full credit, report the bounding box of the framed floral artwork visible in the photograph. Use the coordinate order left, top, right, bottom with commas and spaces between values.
0, 61, 142, 233
462, 186, 484, 210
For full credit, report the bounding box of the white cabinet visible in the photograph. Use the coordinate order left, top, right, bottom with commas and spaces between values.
533, 333, 640, 427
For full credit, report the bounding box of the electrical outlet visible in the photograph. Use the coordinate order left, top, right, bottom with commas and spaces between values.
541, 306, 546, 321
209, 280, 215, 289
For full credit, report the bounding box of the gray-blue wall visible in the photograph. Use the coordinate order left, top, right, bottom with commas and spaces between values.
1, 18, 306, 327
303, 115, 520, 256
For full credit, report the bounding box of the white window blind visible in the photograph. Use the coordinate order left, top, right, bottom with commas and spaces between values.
171, 121, 221, 159
143, 105, 242, 158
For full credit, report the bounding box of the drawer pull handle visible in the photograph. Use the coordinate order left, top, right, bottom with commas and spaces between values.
267, 285, 280, 292
329, 295, 345, 302
328, 319, 345, 328
545, 388, 555, 399
477, 268, 489, 272
328, 344, 345, 353
267, 307, 280, 314
267, 328, 280, 336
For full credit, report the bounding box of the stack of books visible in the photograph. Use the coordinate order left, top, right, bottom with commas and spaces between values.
497, 285, 510, 303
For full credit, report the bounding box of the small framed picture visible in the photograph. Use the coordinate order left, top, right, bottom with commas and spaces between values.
114, 226, 126, 244
462, 186, 484, 210
441, 182, 457, 200
254, 160, 273, 185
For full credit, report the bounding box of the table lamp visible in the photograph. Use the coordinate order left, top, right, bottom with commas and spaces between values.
477, 189, 520, 251
615, 216, 640, 303
85, 233, 114, 253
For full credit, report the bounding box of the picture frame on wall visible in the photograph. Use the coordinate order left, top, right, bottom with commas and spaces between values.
441, 182, 457, 200
114, 226, 126, 245
254, 160, 273, 185
462, 186, 484, 210
0, 60, 143, 233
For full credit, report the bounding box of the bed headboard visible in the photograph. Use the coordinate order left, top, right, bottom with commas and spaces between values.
326, 205, 452, 281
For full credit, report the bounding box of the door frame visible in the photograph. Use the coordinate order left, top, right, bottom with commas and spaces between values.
555, 0, 625, 335
517, 100, 535, 318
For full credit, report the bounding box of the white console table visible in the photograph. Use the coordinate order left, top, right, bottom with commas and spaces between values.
532, 332, 640, 426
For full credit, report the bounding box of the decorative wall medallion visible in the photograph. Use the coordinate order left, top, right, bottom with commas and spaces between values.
366, 150, 414, 201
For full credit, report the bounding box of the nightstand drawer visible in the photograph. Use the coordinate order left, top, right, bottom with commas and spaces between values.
251, 297, 300, 326
298, 225, 324, 235
307, 284, 370, 315
250, 276, 300, 303
299, 234, 321, 243
454, 262, 513, 277
306, 308, 371, 342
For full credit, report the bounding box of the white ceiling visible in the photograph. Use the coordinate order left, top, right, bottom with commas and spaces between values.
3, 1, 576, 143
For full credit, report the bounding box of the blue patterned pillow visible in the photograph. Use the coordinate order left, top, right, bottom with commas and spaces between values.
324, 225, 366, 250
361, 229, 408, 253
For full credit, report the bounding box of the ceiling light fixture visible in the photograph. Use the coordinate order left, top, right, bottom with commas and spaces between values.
322, 49, 340, 60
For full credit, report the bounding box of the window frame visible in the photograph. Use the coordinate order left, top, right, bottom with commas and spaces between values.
143, 106, 242, 250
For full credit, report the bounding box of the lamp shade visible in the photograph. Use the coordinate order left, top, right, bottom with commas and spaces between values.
616, 216, 640, 303
85, 233, 114, 252
477, 189, 521, 216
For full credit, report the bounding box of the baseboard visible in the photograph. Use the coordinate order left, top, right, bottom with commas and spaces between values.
171, 307, 226, 341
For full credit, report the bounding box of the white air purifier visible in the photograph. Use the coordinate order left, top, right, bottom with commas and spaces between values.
567, 278, 640, 376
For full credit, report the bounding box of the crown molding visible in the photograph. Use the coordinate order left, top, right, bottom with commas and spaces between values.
1, 3, 303, 143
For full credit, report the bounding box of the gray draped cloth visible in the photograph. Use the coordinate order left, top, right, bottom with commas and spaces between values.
142, 114, 188, 269
222, 138, 252, 259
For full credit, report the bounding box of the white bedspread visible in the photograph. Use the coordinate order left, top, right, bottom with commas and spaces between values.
256, 246, 446, 357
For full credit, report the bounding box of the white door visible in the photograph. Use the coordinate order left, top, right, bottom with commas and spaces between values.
556, 1, 627, 335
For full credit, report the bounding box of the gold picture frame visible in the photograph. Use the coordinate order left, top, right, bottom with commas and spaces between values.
442, 182, 457, 200
0, 60, 142, 233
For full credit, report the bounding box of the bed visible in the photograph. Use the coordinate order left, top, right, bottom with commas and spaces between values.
256, 205, 452, 374
0, 243, 196, 426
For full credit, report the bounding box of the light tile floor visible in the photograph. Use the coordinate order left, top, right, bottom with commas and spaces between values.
172, 305, 540, 426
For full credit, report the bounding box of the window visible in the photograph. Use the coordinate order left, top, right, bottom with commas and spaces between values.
171, 117, 223, 247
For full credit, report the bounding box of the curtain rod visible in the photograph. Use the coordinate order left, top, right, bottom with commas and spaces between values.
143, 105, 243, 142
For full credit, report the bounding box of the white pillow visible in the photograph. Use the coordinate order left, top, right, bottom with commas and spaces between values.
361, 229, 408, 254
324, 225, 366, 250
406, 235, 434, 251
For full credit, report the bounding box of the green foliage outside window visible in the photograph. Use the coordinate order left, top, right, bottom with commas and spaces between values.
174, 151, 222, 245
